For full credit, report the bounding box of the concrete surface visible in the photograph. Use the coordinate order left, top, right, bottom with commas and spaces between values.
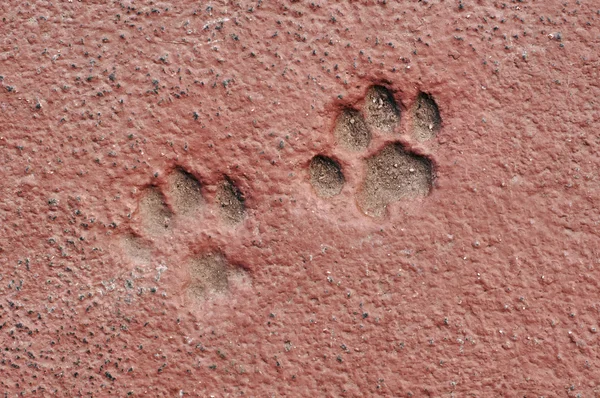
1, 0, 599, 396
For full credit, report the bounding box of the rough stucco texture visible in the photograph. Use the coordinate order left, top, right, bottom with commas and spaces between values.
1, 0, 600, 396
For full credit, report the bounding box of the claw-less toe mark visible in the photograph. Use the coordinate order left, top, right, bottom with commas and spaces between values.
363, 85, 400, 134
334, 108, 371, 151
139, 186, 173, 234
216, 176, 245, 225
358, 143, 433, 217
309, 155, 345, 198
168, 167, 204, 216
413, 92, 441, 142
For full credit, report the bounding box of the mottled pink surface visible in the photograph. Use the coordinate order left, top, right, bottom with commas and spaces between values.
1, 0, 599, 396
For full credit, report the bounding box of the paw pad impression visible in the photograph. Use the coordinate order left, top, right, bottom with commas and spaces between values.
309, 155, 345, 198
187, 253, 249, 300
363, 85, 401, 134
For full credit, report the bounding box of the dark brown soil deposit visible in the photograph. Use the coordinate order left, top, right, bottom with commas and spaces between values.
1, 0, 599, 396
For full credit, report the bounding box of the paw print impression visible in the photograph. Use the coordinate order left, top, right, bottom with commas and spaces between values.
123, 166, 249, 302
310, 85, 441, 218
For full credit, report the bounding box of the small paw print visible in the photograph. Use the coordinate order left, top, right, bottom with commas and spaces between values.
309, 85, 442, 217
121, 166, 250, 301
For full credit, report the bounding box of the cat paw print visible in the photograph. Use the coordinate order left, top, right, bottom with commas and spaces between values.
121, 167, 250, 301
309, 85, 441, 217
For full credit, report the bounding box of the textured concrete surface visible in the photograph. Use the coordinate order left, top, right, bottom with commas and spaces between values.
1, 0, 599, 396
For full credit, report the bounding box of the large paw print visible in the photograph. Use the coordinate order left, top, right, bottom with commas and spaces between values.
309, 85, 441, 217
121, 167, 250, 301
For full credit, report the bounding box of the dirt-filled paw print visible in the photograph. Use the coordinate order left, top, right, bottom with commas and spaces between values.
121, 166, 250, 301
310, 85, 441, 218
